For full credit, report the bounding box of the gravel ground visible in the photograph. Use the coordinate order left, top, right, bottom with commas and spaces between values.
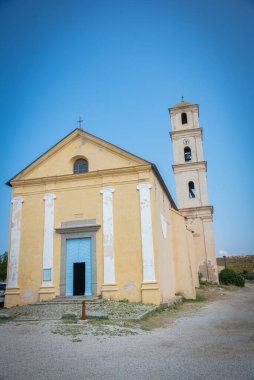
0, 299, 156, 320
0, 283, 253, 380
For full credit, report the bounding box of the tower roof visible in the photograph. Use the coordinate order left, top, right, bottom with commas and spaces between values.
171, 100, 193, 109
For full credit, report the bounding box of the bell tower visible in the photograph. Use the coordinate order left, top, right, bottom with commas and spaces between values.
169, 100, 218, 282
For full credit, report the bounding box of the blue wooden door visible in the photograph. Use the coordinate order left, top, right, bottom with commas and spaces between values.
66, 238, 92, 296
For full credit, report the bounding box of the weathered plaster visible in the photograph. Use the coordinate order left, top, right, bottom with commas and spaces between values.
123, 281, 136, 292
199, 260, 217, 283
160, 213, 167, 239
42, 193, 56, 286
137, 183, 156, 283
8, 196, 24, 288
100, 187, 115, 284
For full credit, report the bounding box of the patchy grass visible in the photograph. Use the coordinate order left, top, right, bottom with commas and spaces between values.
61, 317, 78, 324
0, 316, 14, 324
86, 315, 109, 320
183, 293, 206, 303
52, 324, 84, 337
118, 299, 129, 303
195, 293, 206, 302
52, 319, 140, 339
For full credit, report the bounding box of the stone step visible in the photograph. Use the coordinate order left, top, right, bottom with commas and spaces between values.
55, 296, 99, 300
36, 296, 101, 306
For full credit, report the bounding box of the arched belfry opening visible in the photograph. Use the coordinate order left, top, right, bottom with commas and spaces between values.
73, 159, 88, 174
188, 181, 195, 198
184, 146, 192, 162
181, 112, 187, 125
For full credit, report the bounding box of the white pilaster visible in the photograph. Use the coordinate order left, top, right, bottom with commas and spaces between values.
42, 193, 56, 286
100, 187, 115, 284
8, 196, 24, 288
137, 183, 156, 282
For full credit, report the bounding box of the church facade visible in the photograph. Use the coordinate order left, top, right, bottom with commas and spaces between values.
4, 100, 218, 308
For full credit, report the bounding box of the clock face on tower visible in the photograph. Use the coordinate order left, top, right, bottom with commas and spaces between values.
183, 139, 189, 145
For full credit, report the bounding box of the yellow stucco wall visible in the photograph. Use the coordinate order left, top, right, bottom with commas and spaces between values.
5, 130, 197, 307
150, 175, 176, 303
6, 170, 147, 306
170, 210, 196, 299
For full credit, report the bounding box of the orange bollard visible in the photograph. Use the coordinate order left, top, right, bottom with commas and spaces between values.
82, 300, 86, 320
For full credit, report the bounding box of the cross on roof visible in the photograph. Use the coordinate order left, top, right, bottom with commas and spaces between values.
77, 117, 84, 129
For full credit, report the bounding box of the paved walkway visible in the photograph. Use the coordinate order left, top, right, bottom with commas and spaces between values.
0, 283, 253, 380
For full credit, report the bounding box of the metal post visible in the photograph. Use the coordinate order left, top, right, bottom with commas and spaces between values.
82, 300, 86, 320
223, 255, 227, 269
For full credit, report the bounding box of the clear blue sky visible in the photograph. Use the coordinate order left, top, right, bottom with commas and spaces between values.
0, 0, 253, 256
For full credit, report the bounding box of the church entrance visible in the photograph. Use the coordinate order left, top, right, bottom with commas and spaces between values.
73, 262, 85, 295
66, 238, 92, 296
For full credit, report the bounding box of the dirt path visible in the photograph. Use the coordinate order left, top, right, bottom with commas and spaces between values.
0, 283, 253, 380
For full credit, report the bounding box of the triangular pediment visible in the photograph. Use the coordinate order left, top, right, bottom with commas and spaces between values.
8, 128, 150, 183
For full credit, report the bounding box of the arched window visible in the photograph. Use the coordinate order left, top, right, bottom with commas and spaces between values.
188, 181, 195, 198
73, 159, 88, 174
184, 146, 192, 162
181, 112, 187, 124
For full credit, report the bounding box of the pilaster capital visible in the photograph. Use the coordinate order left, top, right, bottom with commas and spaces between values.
11, 196, 24, 205
43, 193, 56, 201
137, 182, 152, 191
100, 187, 115, 194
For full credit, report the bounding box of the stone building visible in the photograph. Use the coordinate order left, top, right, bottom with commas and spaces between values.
4, 100, 218, 308
169, 101, 218, 282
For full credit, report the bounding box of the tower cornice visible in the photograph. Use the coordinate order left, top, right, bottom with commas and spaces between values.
172, 161, 207, 173
169, 103, 199, 115
170, 128, 203, 141
179, 205, 214, 219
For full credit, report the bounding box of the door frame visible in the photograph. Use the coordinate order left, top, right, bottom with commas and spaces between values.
57, 219, 100, 297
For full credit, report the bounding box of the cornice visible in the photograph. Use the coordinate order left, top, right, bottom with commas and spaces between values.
172, 161, 207, 173
9, 162, 178, 211
170, 128, 203, 140
9, 164, 152, 188
55, 224, 101, 234
180, 205, 214, 219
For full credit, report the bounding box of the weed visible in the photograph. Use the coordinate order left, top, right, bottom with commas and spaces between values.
195, 293, 206, 302
86, 315, 109, 320
183, 293, 206, 303
61, 317, 78, 324
0, 316, 13, 323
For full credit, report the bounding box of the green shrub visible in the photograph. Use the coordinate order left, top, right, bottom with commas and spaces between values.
219, 268, 245, 287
